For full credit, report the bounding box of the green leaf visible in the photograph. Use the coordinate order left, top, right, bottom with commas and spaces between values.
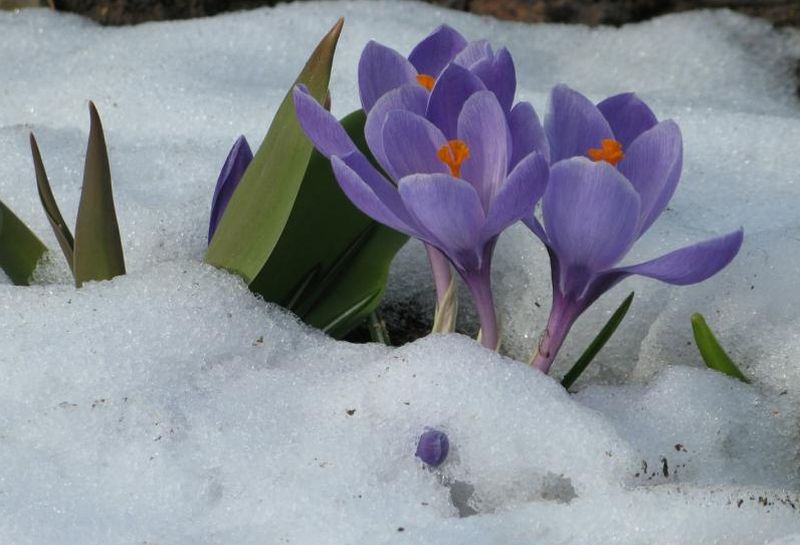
248, 110, 409, 338
691, 313, 750, 383
561, 292, 634, 390
205, 18, 345, 281
0, 199, 47, 285
30, 133, 75, 272
73, 102, 126, 287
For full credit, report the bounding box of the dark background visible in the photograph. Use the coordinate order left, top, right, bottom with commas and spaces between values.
3, 0, 799, 27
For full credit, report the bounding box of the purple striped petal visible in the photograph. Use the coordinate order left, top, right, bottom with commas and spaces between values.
457, 91, 510, 211
543, 158, 640, 294
364, 84, 429, 179
597, 92, 658, 148
398, 173, 485, 272
482, 152, 548, 242
509, 101, 549, 169
330, 152, 419, 236
208, 135, 253, 243
427, 63, 486, 140
382, 110, 449, 179
358, 41, 418, 112
545, 84, 613, 163
618, 120, 683, 236
470, 47, 516, 112
454, 40, 492, 68
293, 85, 357, 158
408, 24, 468, 78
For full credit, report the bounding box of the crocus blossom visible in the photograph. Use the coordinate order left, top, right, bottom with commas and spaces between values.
526, 85, 743, 373
416, 428, 449, 467
293, 68, 549, 349
208, 135, 252, 243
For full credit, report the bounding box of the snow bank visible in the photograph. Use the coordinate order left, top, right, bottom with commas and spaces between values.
1, 2, 799, 543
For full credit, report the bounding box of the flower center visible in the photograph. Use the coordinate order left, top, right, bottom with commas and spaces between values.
587, 139, 624, 166
437, 140, 470, 178
416, 74, 436, 92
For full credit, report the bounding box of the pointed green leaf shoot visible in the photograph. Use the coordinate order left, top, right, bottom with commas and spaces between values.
0, 199, 47, 285
561, 292, 634, 390
205, 18, 345, 281
691, 313, 750, 383
73, 102, 126, 287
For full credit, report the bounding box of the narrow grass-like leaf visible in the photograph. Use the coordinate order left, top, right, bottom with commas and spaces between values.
366, 311, 392, 346
561, 292, 634, 390
205, 18, 345, 281
30, 133, 74, 271
73, 102, 126, 287
0, 199, 47, 285
691, 313, 750, 383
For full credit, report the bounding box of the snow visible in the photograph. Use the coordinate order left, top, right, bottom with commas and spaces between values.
1, 1, 799, 543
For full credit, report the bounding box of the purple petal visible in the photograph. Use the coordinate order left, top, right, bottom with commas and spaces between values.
208, 135, 253, 243
482, 152, 548, 242
545, 84, 613, 163
470, 47, 516, 112
543, 158, 640, 294
611, 229, 743, 285
523, 212, 548, 244
408, 24, 468, 78
382, 110, 449, 180
415, 429, 449, 467
293, 85, 357, 158
457, 91, 510, 211
618, 120, 683, 236
364, 84, 429, 179
358, 41, 418, 112
330, 152, 420, 236
427, 63, 486, 140
454, 40, 492, 68
509, 101, 550, 169
597, 92, 658, 148
398, 173, 485, 272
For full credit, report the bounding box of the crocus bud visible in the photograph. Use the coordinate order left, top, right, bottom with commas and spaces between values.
415, 428, 449, 467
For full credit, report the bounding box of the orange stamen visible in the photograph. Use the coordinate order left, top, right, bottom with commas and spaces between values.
588, 139, 624, 166
416, 74, 436, 92
437, 140, 470, 178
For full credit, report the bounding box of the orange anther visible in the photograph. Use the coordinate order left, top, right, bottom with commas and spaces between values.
416, 74, 436, 92
437, 140, 470, 178
588, 139, 624, 166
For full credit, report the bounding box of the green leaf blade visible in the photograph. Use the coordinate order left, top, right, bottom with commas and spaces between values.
561, 292, 634, 390
0, 199, 47, 285
691, 313, 750, 383
73, 102, 126, 287
205, 18, 345, 281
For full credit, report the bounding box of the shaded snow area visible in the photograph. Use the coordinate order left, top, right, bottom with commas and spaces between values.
2, 2, 800, 543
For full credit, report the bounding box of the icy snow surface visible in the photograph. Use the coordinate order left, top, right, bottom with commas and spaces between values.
1, 1, 800, 543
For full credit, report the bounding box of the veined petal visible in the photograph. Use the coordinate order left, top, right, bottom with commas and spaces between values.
358, 41, 418, 112
427, 63, 486, 140
470, 47, 516, 112
545, 84, 614, 163
454, 40, 493, 69
523, 212, 548, 245
330, 152, 420, 236
364, 84, 429, 179
597, 92, 658, 148
618, 120, 683, 236
293, 85, 357, 158
543, 158, 640, 294
482, 152, 548, 242
382, 110, 449, 179
408, 24, 468, 78
398, 173, 485, 272
457, 91, 510, 211
208, 135, 253, 243
509, 101, 549, 168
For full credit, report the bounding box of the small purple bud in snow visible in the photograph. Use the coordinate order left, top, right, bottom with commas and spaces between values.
415, 429, 449, 467
208, 135, 253, 244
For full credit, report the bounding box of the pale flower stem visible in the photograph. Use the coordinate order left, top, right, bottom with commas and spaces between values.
426, 244, 459, 333
463, 269, 500, 351
530, 296, 579, 373
425, 244, 452, 304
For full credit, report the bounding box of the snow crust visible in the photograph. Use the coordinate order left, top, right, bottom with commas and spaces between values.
1, 1, 800, 543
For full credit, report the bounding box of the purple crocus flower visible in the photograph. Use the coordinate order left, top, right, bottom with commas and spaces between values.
416, 428, 449, 467
526, 85, 743, 373
293, 69, 549, 349
208, 135, 253, 243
